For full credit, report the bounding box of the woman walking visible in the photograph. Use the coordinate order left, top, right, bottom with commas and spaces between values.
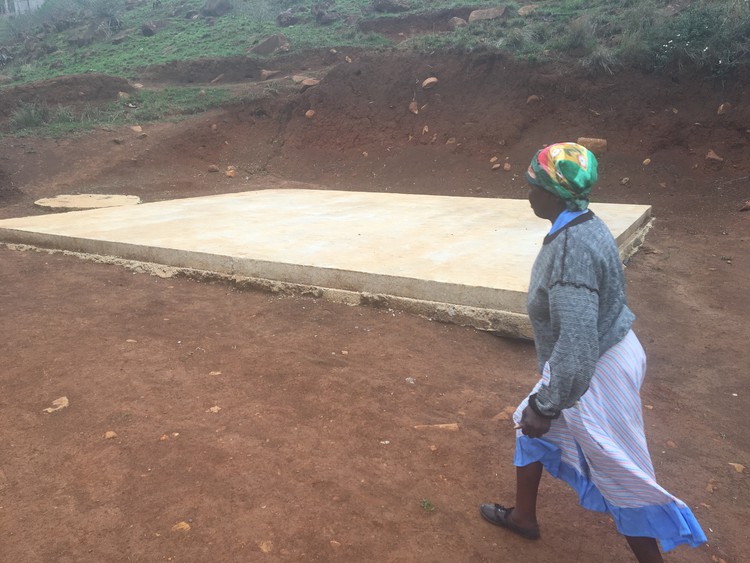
480, 143, 706, 561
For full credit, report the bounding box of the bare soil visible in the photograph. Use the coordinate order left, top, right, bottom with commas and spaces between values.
0, 52, 748, 562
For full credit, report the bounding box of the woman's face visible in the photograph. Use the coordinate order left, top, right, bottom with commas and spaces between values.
528, 184, 561, 219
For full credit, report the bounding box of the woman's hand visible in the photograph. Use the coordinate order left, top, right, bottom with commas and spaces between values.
520, 406, 552, 438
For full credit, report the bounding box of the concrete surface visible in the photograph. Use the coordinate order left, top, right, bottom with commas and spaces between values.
0, 189, 651, 337
34, 194, 142, 210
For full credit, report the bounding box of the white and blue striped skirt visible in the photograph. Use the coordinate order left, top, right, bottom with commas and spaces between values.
513, 330, 706, 552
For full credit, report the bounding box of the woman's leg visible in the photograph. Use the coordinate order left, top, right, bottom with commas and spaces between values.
625, 536, 664, 563
511, 461, 543, 527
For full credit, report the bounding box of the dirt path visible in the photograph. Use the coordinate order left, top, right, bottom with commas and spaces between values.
0, 53, 748, 562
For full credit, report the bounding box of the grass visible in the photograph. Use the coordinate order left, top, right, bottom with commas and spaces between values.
419, 498, 436, 512
6, 86, 238, 136
3, 0, 749, 82
2, 0, 749, 133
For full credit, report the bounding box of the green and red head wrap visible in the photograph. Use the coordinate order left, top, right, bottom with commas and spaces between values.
526, 142, 598, 211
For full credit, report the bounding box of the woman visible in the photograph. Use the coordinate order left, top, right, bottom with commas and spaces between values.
480, 143, 706, 562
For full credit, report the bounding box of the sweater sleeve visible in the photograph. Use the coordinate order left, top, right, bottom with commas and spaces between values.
532, 282, 600, 417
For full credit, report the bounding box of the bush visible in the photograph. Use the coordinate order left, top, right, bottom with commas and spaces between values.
10, 102, 51, 130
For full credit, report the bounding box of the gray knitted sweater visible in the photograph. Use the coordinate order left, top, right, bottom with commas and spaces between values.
527, 211, 635, 417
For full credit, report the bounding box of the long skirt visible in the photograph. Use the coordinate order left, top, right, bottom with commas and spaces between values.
513, 330, 706, 552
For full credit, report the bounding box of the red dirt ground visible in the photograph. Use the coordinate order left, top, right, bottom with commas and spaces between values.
0, 52, 748, 562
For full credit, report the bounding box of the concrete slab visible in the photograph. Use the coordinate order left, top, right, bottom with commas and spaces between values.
34, 194, 142, 211
0, 189, 651, 337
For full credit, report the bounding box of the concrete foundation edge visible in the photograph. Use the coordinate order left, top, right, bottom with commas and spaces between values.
2, 243, 534, 339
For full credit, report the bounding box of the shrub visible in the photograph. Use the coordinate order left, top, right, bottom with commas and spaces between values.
10, 102, 51, 130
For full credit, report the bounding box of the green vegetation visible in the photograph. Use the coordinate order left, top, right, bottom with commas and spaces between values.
419, 498, 436, 512
410, 0, 750, 77
0, 0, 748, 133
1, 0, 748, 82
7, 86, 236, 136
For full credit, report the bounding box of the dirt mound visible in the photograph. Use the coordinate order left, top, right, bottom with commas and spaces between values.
274, 52, 750, 165
137, 49, 352, 84
0, 73, 133, 120
357, 8, 476, 39
140, 56, 264, 84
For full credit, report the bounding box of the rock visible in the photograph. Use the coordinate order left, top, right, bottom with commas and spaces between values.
518, 4, 537, 16
666, 440, 677, 448
526, 94, 541, 104
705, 149, 724, 162
491, 163, 502, 170
208, 164, 220, 172
276, 8, 299, 27
130, 125, 142, 132
371, 0, 411, 13
642, 158, 651, 166
421, 77, 438, 89
202, 0, 231, 17
315, 8, 341, 25
717, 102, 732, 115
141, 22, 158, 37
207, 405, 222, 413
104, 431, 118, 439
503, 162, 512, 171
740, 200, 750, 212
577, 137, 608, 154
43, 397, 69, 413
260, 69, 281, 80
249, 34, 289, 56
305, 109, 316, 119
468, 6, 508, 23
408, 101, 419, 114
323, 48, 339, 64
329, 540, 341, 548
171, 521, 191, 532
489, 156, 498, 163
620, 177, 630, 186
300, 78, 320, 92
448, 17, 467, 30
291, 75, 309, 84
132, 83, 144, 89
728, 462, 746, 473
118, 91, 130, 99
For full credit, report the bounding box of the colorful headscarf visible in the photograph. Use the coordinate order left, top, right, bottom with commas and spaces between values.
526, 142, 598, 211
